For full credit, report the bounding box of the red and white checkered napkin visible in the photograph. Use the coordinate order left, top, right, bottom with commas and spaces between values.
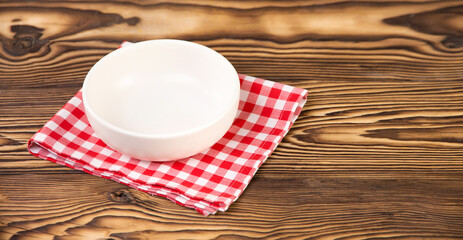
28, 49, 307, 216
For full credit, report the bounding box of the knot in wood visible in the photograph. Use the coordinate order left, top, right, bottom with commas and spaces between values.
3, 24, 47, 56
109, 189, 134, 203
13, 36, 35, 49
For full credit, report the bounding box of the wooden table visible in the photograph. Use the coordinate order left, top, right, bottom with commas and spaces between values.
1, 1, 463, 239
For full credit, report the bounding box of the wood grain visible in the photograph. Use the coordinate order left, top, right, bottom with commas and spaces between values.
1, 0, 463, 239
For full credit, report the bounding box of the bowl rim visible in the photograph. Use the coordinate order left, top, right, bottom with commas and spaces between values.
82, 39, 240, 139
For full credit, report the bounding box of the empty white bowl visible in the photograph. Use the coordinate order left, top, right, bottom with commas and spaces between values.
82, 40, 240, 161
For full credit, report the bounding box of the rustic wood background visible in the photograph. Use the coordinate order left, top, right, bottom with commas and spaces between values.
1, 0, 463, 239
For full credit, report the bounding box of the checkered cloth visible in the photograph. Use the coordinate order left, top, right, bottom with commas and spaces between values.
28, 44, 308, 216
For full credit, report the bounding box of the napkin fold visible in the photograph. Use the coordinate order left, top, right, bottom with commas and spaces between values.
28, 43, 308, 215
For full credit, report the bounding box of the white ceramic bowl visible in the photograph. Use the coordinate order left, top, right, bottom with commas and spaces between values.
82, 40, 240, 161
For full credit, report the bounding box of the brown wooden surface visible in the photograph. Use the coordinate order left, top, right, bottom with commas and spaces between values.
1, 0, 463, 239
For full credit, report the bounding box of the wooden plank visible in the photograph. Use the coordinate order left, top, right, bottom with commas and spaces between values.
1, 0, 462, 239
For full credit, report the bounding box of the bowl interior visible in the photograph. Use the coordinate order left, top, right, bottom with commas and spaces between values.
84, 40, 239, 136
